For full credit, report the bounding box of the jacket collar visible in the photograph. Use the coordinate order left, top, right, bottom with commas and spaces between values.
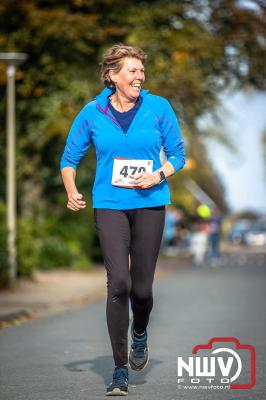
95, 86, 149, 109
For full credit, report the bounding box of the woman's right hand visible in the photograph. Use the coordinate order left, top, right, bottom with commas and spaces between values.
67, 192, 87, 211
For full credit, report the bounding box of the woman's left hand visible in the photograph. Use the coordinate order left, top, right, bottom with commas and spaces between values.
131, 171, 161, 188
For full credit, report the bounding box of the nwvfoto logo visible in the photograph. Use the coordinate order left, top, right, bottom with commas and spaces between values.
177, 337, 256, 390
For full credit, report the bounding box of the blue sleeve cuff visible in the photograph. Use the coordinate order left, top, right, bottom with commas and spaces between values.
167, 155, 186, 173
60, 159, 78, 170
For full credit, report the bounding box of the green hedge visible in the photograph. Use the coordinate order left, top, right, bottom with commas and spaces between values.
0, 200, 97, 286
17, 209, 94, 276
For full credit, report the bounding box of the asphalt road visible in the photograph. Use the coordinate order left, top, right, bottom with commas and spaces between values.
0, 252, 265, 400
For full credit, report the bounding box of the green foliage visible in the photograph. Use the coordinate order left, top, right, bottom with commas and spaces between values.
17, 206, 93, 277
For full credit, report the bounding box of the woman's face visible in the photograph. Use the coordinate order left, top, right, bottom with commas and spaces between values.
110, 57, 145, 100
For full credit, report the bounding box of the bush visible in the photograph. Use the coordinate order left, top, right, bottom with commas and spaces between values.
0, 196, 98, 284
17, 208, 93, 276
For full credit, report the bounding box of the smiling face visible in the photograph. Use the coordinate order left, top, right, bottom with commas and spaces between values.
109, 57, 145, 101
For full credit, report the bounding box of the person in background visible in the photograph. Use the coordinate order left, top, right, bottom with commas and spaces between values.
162, 206, 179, 247
189, 219, 209, 266
208, 207, 223, 261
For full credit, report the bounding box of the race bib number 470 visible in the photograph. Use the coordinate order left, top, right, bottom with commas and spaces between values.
112, 158, 153, 188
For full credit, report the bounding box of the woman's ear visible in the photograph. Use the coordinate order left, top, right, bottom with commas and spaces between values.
109, 70, 117, 83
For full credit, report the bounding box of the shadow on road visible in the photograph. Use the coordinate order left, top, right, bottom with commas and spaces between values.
64, 355, 162, 385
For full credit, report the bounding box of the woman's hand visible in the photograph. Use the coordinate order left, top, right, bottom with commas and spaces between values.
67, 191, 87, 211
61, 167, 86, 211
131, 171, 161, 189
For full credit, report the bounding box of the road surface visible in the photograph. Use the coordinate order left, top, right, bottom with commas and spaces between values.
0, 252, 265, 399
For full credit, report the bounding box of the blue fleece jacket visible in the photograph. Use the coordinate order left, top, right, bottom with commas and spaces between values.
60, 87, 186, 210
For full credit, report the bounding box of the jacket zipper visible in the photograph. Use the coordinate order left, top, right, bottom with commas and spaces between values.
96, 103, 128, 137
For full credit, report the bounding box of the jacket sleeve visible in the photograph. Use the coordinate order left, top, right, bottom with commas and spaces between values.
60, 105, 93, 170
159, 99, 186, 173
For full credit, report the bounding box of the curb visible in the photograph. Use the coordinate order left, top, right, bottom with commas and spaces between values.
0, 309, 32, 328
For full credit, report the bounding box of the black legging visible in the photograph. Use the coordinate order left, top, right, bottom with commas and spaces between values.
94, 206, 165, 367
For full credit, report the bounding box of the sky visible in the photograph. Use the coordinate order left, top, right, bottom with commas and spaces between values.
203, 90, 266, 214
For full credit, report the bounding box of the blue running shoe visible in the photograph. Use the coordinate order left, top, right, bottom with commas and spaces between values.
129, 322, 149, 371
106, 366, 128, 396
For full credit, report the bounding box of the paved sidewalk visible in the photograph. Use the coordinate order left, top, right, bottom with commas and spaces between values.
0, 259, 178, 329
0, 268, 106, 328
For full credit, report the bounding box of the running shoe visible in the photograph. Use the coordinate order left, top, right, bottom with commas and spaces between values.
129, 322, 149, 371
106, 366, 128, 396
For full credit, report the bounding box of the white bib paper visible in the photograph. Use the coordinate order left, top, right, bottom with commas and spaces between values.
112, 158, 153, 188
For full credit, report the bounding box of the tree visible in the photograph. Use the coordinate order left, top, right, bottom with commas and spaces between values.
0, 0, 265, 276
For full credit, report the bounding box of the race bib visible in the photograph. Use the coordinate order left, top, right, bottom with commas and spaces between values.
112, 158, 153, 188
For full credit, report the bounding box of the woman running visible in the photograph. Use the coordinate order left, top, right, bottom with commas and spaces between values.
60, 43, 186, 396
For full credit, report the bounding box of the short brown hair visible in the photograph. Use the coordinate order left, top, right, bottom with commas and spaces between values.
100, 43, 147, 88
